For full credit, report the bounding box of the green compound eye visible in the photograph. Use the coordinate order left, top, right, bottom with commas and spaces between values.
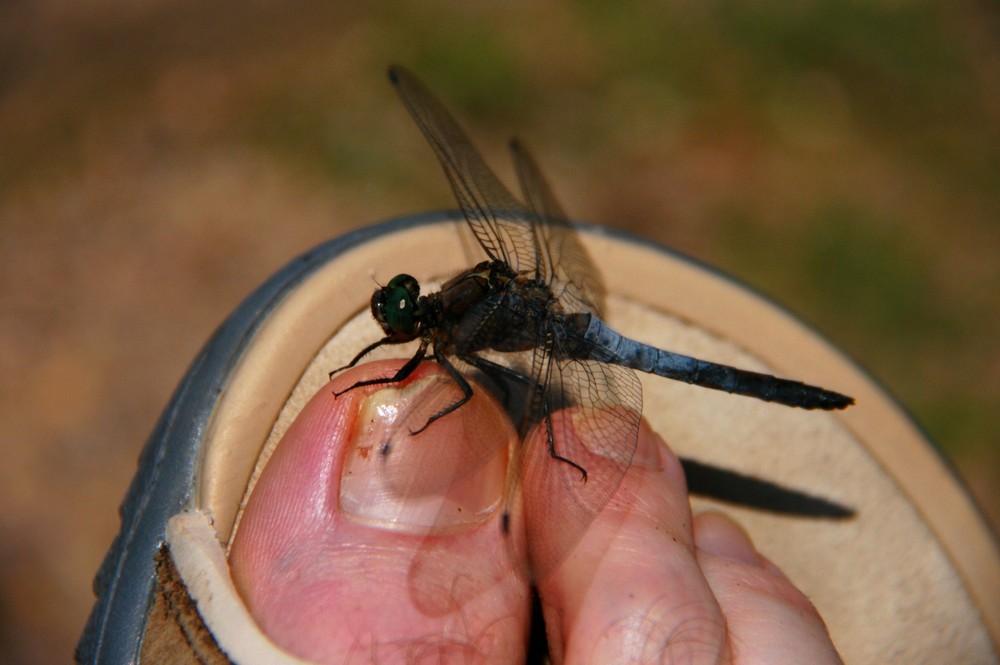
381, 274, 420, 336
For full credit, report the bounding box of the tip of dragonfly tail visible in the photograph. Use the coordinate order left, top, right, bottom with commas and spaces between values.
820, 391, 855, 410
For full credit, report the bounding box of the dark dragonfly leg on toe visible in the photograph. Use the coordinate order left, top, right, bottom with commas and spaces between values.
331, 339, 428, 397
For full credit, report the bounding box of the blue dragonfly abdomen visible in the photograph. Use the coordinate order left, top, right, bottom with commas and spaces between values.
577, 315, 854, 410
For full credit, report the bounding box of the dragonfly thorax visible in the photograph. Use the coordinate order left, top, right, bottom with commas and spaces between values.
372, 273, 421, 338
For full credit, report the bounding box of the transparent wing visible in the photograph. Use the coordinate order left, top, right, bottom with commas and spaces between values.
509, 138, 606, 316
514, 347, 642, 579
389, 66, 538, 276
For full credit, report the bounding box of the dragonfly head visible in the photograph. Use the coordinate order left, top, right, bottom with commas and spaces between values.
372, 273, 421, 338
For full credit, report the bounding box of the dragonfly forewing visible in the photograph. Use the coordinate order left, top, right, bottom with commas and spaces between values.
389, 66, 539, 278
509, 138, 606, 315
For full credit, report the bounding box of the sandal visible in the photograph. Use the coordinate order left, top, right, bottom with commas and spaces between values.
76, 212, 1000, 663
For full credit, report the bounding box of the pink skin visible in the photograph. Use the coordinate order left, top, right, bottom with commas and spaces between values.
229, 360, 843, 664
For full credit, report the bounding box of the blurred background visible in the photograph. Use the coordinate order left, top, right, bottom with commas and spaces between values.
1, 1, 997, 661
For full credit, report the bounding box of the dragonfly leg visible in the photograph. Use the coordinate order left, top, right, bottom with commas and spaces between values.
463, 354, 535, 406
332, 340, 428, 397
465, 354, 587, 481
543, 408, 588, 483
409, 349, 474, 434
328, 336, 416, 380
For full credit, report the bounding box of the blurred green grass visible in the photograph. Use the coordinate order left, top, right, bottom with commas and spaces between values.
1, 1, 997, 662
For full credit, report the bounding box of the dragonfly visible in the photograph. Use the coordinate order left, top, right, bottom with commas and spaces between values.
332, 65, 854, 576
